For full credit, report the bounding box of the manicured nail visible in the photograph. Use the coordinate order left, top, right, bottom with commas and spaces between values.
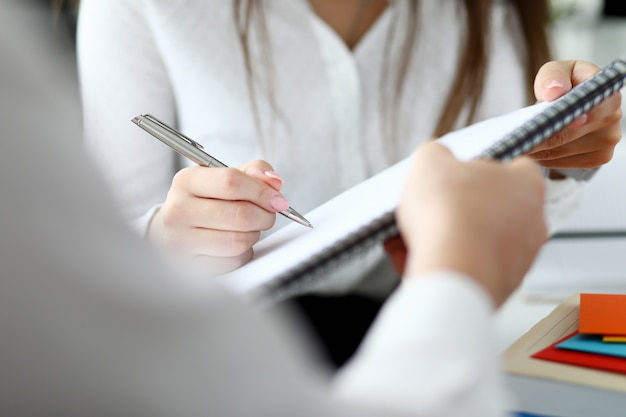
544, 79, 565, 89
271, 194, 289, 211
264, 170, 283, 183
573, 113, 588, 126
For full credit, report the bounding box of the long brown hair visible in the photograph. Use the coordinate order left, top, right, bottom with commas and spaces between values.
235, 0, 551, 156
52, 0, 81, 19
433, 0, 552, 136
234, 0, 279, 153
51, 0, 81, 38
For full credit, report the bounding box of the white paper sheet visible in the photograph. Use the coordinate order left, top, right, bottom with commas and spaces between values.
220, 102, 556, 295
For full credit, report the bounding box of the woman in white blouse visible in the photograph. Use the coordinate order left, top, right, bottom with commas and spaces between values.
77, 0, 621, 276
77, 0, 621, 367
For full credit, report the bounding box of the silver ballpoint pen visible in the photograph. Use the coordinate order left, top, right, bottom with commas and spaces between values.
131, 114, 312, 228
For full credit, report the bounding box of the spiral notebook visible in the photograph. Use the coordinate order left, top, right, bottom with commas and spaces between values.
222, 59, 626, 304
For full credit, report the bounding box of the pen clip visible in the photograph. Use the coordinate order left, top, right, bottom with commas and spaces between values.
179, 134, 205, 151
143, 114, 205, 151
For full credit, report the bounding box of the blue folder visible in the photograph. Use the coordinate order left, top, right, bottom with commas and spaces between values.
556, 333, 626, 358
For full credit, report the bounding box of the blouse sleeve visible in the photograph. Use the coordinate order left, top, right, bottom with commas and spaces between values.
544, 176, 586, 235
333, 272, 512, 417
77, 0, 179, 234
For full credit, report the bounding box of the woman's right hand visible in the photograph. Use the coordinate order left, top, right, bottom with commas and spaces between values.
148, 160, 290, 274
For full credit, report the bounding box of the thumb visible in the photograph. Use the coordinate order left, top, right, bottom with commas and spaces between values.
534, 61, 574, 102
413, 141, 456, 169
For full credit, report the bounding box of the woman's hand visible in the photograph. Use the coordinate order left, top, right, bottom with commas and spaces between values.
529, 60, 622, 171
148, 160, 290, 274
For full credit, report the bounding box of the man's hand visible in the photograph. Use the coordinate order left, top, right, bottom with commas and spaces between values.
395, 142, 548, 307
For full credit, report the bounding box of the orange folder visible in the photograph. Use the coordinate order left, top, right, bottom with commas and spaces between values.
579, 293, 626, 336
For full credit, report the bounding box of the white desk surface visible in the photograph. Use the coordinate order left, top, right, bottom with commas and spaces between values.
495, 16, 626, 353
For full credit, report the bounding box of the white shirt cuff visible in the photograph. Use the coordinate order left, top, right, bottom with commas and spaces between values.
544, 176, 586, 235
131, 204, 162, 238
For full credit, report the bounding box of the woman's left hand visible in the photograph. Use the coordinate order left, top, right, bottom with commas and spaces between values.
529, 60, 622, 170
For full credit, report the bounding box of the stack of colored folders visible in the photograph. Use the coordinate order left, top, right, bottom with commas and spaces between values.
504, 294, 626, 417
531, 293, 626, 373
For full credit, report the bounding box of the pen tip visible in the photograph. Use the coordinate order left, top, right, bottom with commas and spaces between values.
282, 207, 313, 228
297, 216, 313, 228
131, 116, 141, 125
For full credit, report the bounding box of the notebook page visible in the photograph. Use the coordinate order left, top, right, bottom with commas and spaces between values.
222, 102, 552, 295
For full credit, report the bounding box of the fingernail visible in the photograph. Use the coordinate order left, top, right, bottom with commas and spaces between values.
544, 79, 565, 89
573, 113, 588, 126
264, 170, 283, 183
271, 194, 289, 211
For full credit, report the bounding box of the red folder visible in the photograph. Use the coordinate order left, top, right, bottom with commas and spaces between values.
532, 331, 626, 374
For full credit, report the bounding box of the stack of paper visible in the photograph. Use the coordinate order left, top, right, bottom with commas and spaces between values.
503, 294, 626, 417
